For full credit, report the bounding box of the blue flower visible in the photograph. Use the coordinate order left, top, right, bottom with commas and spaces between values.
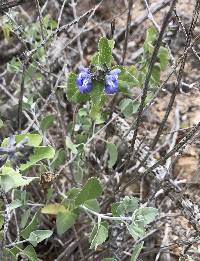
76, 66, 93, 93
104, 69, 121, 94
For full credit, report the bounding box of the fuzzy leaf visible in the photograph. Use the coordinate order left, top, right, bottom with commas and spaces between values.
28, 230, 53, 247
127, 221, 145, 240
21, 212, 39, 240
1, 134, 42, 147
41, 115, 55, 130
158, 46, 169, 70
20, 146, 55, 171
131, 241, 144, 261
75, 177, 102, 206
56, 210, 77, 235
98, 37, 113, 66
135, 207, 158, 225
89, 222, 108, 250
107, 143, 118, 168
23, 245, 37, 261
65, 136, 78, 154
41, 203, 67, 215
0, 167, 38, 192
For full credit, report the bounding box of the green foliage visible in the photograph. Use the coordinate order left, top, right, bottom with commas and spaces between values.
66, 37, 115, 120
65, 136, 78, 154
56, 210, 77, 235
20, 146, 55, 171
89, 221, 108, 250
131, 241, 144, 261
96, 37, 114, 66
75, 177, 102, 206
21, 212, 39, 240
83, 199, 100, 213
128, 206, 158, 240
5, 245, 37, 261
119, 98, 139, 118
0, 26, 166, 259
40, 115, 55, 130
112, 196, 139, 216
135, 207, 158, 225
143, 27, 157, 53
28, 230, 53, 247
89, 80, 106, 120
106, 143, 118, 168
127, 221, 146, 240
41, 203, 67, 215
0, 133, 55, 173
1, 133, 42, 147
66, 72, 90, 103
0, 167, 38, 192
50, 148, 66, 170
0, 215, 4, 229
22, 245, 38, 261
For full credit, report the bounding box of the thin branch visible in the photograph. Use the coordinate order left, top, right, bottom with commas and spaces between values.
121, 0, 133, 65
121, 0, 177, 174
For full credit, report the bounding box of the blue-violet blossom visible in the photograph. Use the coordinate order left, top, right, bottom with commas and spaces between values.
104, 69, 121, 94
76, 66, 93, 93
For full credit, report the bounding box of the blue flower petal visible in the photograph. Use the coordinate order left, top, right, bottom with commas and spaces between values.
104, 69, 120, 94
76, 66, 93, 93
109, 68, 121, 76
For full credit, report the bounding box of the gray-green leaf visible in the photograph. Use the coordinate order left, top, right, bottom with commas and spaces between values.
107, 143, 118, 168
131, 241, 144, 261
56, 210, 77, 235
75, 177, 102, 206
28, 230, 53, 247
89, 222, 108, 250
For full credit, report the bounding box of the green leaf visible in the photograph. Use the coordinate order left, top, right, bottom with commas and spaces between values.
84, 199, 100, 213
114, 197, 139, 216
20, 209, 31, 229
135, 207, 158, 225
158, 46, 169, 70
56, 210, 77, 235
119, 99, 140, 118
118, 65, 139, 88
9, 199, 22, 210
28, 230, 53, 247
131, 241, 144, 261
20, 146, 55, 171
111, 202, 121, 217
41, 115, 55, 130
65, 136, 78, 154
66, 72, 90, 103
98, 37, 113, 66
89, 80, 106, 120
151, 63, 161, 84
107, 143, 118, 168
143, 27, 157, 53
1, 133, 42, 147
21, 212, 39, 239
0, 167, 38, 192
0, 215, 4, 229
89, 222, 108, 250
51, 149, 66, 170
127, 221, 145, 240
5, 246, 21, 260
23, 245, 37, 261
41, 203, 67, 215
75, 177, 102, 206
